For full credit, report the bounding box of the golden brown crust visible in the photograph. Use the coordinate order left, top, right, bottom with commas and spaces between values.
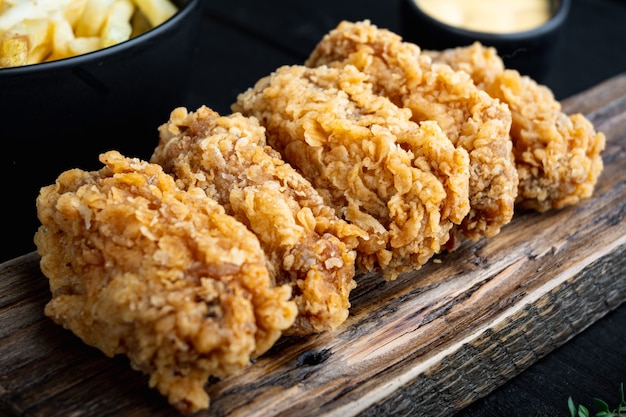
31, 23, 607, 416
151, 106, 364, 335
35, 151, 297, 414
426, 42, 606, 212
306, 20, 518, 240
234, 64, 471, 279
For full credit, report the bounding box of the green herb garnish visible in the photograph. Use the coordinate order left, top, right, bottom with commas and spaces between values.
568, 383, 626, 417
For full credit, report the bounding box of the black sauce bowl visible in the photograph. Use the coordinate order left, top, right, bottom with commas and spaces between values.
0, 0, 201, 261
400, 0, 571, 82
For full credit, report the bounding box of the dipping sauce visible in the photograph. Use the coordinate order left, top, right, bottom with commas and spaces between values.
414, 0, 552, 34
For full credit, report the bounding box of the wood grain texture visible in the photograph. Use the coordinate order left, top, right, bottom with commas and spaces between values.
1, 73, 626, 417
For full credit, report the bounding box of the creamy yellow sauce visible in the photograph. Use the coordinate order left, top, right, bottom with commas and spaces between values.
414, 0, 552, 33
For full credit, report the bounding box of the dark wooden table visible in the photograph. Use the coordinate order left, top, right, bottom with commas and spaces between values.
3, 0, 625, 415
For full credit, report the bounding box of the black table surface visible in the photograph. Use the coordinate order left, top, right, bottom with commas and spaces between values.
5, 0, 626, 415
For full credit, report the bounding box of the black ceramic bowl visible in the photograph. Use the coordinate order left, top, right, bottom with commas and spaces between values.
400, 0, 570, 81
0, 0, 200, 261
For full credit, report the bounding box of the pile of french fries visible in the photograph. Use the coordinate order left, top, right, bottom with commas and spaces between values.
0, 0, 178, 68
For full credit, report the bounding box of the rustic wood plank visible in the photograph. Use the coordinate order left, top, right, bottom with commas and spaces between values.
564, 74, 626, 141
1, 73, 625, 417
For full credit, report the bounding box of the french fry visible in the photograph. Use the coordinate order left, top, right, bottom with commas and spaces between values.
130, 8, 151, 38
132, 0, 176, 27
66, 36, 100, 56
21, 18, 52, 64
62, 0, 88, 28
49, 13, 74, 59
75, 0, 115, 38
100, 0, 133, 48
0, 18, 51, 67
0, 33, 27, 67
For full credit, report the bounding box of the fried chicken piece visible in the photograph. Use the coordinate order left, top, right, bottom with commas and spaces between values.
306, 20, 518, 240
426, 42, 606, 211
234, 64, 471, 280
34, 151, 297, 414
151, 106, 365, 335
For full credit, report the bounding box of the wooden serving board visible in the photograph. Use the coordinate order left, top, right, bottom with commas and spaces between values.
2, 73, 626, 417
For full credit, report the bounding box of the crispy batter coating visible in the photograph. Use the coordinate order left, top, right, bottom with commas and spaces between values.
234, 63, 471, 280
426, 42, 606, 211
34, 151, 297, 414
306, 20, 518, 240
151, 106, 365, 335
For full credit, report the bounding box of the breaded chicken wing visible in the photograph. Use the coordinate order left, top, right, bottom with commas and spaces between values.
234, 64, 471, 280
151, 106, 365, 335
306, 20, 518, 240
34, 151, 297, 414
426, 42, 606, 211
